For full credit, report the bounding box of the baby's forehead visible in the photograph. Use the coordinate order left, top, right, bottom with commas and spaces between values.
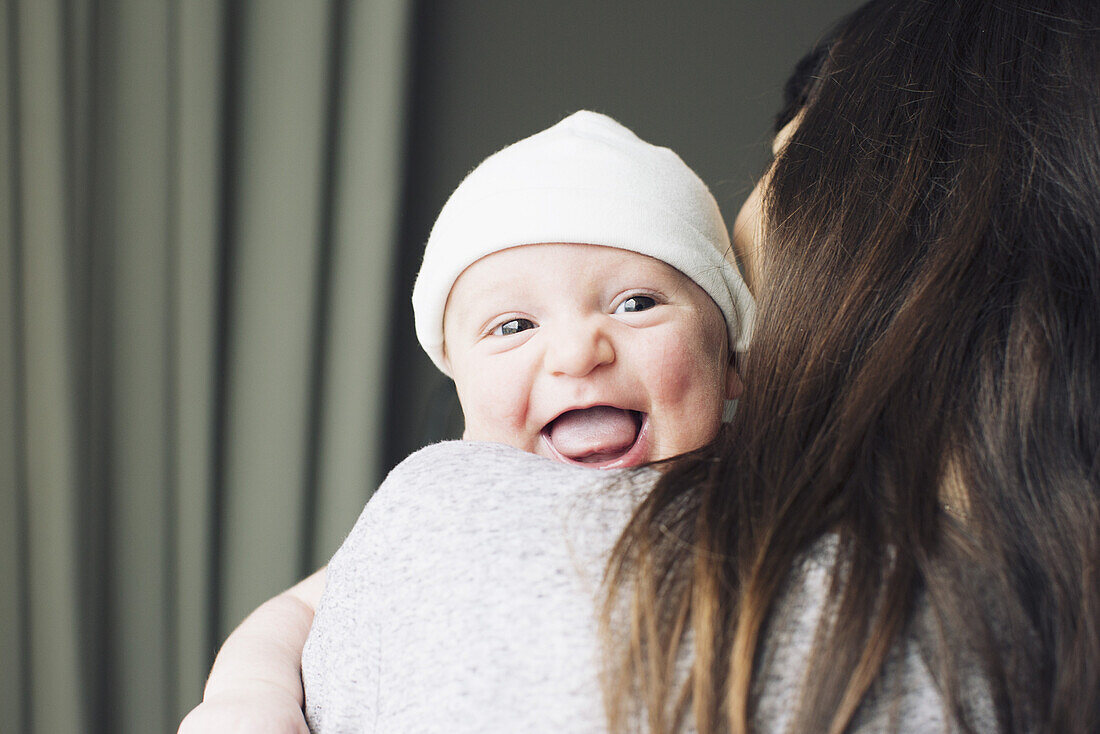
446, 243, 693, 306
461, 241, 684, 279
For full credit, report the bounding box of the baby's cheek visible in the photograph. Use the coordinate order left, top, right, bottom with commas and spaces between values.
649, 332, 725, 401
649, 354, 702, 401
458, 368, 533, 440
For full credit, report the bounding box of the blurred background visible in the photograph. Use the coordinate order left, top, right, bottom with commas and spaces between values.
2, 0, 860, 731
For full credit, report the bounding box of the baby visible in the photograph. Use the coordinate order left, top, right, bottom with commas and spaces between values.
414, 110, 752, 466
178, 110, 753, 733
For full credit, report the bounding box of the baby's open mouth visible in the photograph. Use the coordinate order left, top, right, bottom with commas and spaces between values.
541, 406, 647, 468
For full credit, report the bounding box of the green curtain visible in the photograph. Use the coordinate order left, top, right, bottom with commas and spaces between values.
1, 0, 413, 731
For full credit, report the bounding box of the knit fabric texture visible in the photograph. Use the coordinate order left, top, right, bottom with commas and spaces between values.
302, 441, 994, 733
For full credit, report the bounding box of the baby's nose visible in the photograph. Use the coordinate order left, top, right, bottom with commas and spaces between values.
544, 319, 615, 377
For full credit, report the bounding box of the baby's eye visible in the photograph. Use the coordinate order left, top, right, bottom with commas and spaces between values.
615, 295, 658, 314
493, 318, 536, 336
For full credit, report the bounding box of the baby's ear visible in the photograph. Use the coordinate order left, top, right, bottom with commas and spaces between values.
724, 353, 744, 400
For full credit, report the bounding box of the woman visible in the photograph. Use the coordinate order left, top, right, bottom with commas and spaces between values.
603, 0, 1099, 731
181, 1, 1099, 731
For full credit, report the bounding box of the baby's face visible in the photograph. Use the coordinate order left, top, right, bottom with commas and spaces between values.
442, 243, 739, 468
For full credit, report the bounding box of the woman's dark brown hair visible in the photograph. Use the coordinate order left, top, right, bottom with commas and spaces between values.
601, 1, 1100, 732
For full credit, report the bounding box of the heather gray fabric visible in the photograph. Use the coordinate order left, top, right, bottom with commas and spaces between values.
302, 441, 988, 733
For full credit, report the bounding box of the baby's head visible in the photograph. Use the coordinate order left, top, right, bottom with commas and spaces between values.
413, 111, 755, 467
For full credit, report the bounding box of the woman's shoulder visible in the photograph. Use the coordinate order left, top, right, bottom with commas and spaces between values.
383, 439, 588, 494
368, 439, 652, 524
307, 441, 655, 732
333, 440, 655, 575
383, 439, 626, 489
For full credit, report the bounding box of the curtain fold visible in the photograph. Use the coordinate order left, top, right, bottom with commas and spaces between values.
218, 0, 337, 644
7, 2, 86, 733
0, 1, 26, 728
171, 0, 223, 719
1, 0, 413, 731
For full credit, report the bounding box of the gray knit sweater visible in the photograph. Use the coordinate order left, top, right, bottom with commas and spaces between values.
302, 441, 986, 733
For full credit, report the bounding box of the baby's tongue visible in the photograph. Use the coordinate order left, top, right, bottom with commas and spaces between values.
548, 407, 639, 461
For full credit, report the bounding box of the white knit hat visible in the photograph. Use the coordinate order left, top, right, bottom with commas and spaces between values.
412, 110, 755, 376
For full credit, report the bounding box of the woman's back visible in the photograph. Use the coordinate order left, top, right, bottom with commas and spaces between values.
603, 2, 1100, 732
303, 441, 998, 733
